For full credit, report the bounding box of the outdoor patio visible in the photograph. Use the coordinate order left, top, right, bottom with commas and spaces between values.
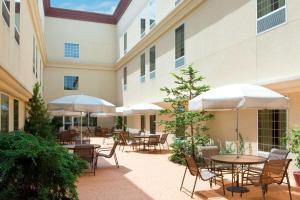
77, 137, 300, 200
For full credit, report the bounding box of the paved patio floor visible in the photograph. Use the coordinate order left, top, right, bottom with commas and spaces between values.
77, 138, 300, 200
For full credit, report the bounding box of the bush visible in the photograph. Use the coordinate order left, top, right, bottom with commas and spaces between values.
0, 131, 87, 200
169, 134, 211, 165
286, 128, 300, 168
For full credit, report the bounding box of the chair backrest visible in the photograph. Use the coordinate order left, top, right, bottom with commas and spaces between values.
268, 148, 289, 160
74, 145, 95, 163
148, 135, 160, 144
261, 159, 292, 185
184, 154, 200, 177
200, 146, 219, 166
107, 141, 119, 157
160, 133, 168, 144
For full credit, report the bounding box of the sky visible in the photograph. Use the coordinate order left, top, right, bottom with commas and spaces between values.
51, 0, 121, 15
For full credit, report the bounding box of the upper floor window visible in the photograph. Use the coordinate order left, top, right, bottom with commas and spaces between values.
64, 43, 79, 58
123, 67, 127, 91
175, 0, 182, 6
13, 99, 19, 131
64, 76, 79, 90
2, 0, 10, 27
175, 24, 185, 68
140, 18, 146, 37
14, 0, 20, 45
257, 0, 286, 34
140, 53, 146, 83
124, 33, 127, 54
149, 0, 156, 28
149, 46, 156, 79
33, 38, 36, 74
1, 94, 9, 132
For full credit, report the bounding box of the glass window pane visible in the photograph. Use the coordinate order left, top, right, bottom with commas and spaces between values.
13, 99, 19, 131
64, 76, 79, 90
150, 46, 156, 72
64, 43, 80, 58
141, 53, 145, 76
1, 94, 9, 132
175, 24, 184, 59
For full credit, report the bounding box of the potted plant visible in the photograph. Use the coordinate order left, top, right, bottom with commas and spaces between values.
287, 128, 300, 187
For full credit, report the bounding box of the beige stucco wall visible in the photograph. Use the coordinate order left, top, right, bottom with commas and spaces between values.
45, 17, 117, 67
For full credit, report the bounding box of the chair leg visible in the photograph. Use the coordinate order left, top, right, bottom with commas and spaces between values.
261, 185, 266, 200
114, 153, 119, 168
191, 175, 198, 198
286, 173, 292, 200
180, 167, 187, 191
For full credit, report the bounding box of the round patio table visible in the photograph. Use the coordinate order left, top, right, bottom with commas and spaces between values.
134, 135, 151, 151
63, 144, 101, 150
211, 154, 266, 196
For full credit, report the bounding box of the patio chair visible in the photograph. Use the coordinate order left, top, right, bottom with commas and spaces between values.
242, 148, 289, 185
200, 146, 232, 175
159, 133, 169, 150
147, 135, 160, 151
74, 145, 98, 175
97, 141, 119, 168
119, 131, 128, 152
180, 154, 225, 198
245, 159, 292, 200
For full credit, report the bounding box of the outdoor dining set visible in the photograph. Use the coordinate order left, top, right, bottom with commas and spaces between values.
181, 146, 292, 199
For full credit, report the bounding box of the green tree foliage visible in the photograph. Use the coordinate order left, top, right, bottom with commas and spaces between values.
286, 128, 300, 168
160, 65, 213, 157
0, 131, 87, 200
25, 83, 54, 139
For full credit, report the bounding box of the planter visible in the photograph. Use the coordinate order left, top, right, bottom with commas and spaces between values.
293, 171, 300, 187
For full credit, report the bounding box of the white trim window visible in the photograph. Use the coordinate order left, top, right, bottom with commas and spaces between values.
140, 53, 146, 83
64, 43, 80, 58
1, 94, 9, 132
258, 109, 287, 153
123, 33, 127, 54
140, 18, 146, 37
2, 0, 10, 27
64, 76, 79, 90
149, 46, 156, 80
123, 67, 127, 91
257, 0, 286, 34
175, 24, 185, 68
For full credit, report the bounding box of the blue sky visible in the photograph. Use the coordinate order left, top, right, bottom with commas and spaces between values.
51, 0, 121, 15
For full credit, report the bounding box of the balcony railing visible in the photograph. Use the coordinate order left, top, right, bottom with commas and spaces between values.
149, 70, 156, 80
14, 26, 20, 45
257, 6, 286, 34
140, 75, 145, 83
175, 56, 185, 69
2, 0, 10, 27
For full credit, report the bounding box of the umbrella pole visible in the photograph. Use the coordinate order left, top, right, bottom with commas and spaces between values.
236, 109, 239, 158
80, 112, 83, 144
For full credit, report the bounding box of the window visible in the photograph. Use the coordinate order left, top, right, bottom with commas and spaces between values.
149, 46, 156, 79
33, 38, 35, 74
149, 0, 156, 28
258, 110, 287, 152
150, 115, 156, 134
1, 94, 9, 132
175, 24, 185, 68
257, 0, 286, 34
14, 0, 20, 45
175, 0, 182, 6
35, 46, 38, 78
141, 115, 145, 132
123, 67, 127, 91
64, 43, 79, 58
124, 33, 127, 54
64, 76, 79, 90
140, 53, 145, 83
141, 18, 146, 37
89, 116, 97, 127
2, 0, 10, 27
13, 99, 19, 130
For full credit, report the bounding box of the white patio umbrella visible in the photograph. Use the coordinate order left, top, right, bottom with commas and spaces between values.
189, 84, 288, 157
125, 103, 163, 115
48, 95, 116, 143
49, 110, 86, 117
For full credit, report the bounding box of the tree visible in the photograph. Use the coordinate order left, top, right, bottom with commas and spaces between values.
160, 65, 213, 157
25, 83, 54, 139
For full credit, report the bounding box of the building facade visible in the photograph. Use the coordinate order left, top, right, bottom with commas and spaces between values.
1, 0, 300, 158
